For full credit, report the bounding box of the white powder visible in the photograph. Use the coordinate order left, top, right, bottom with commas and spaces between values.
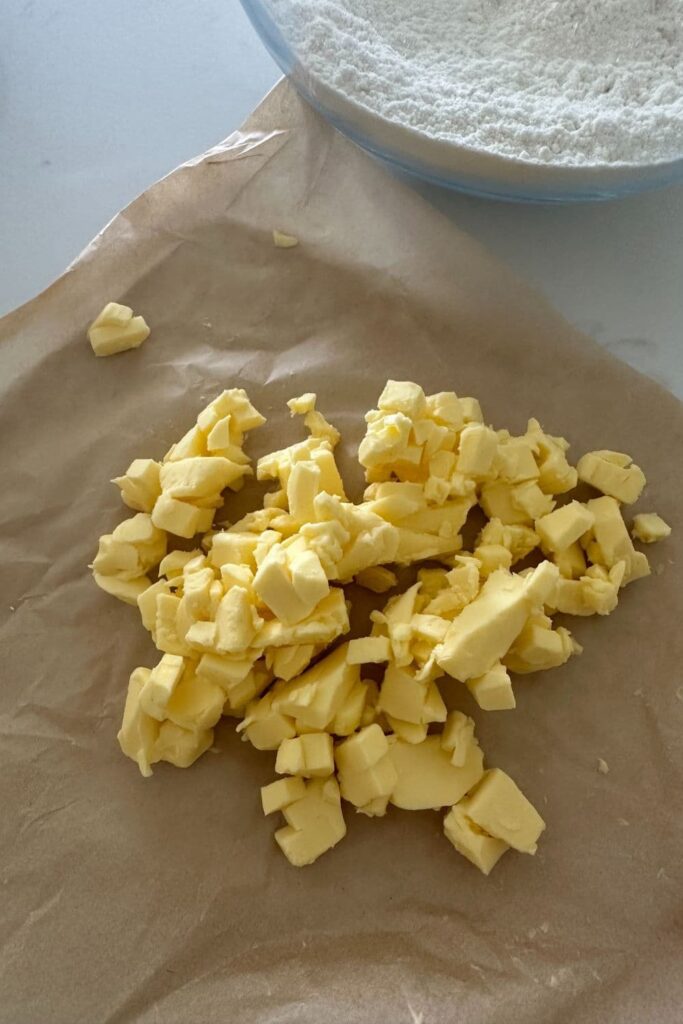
270, 0, 683, 166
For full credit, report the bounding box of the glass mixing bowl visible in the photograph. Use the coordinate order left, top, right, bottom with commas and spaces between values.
240, 0, 683, 203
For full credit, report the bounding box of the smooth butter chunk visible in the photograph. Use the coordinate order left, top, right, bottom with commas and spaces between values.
272, 229, 299, 248
335, 723, 388, 774
153, 720, 213, 768
112, 458, 162, 513
632, 513, 671, 544
139, 653, 185, 720
577, 450, 646, 505
436, 562, 559, 683
388, 734, 484, 811
93, 571, 151, 606
536, 500, 594, 554
261, 776, 307, 815
440, 710, 476, 768
456, 423, 498, 478
463, 769, 545, 854
88, 302, 151, 356
117, 668, 159, 776
354, 566, 398, 593
275, 777, 346, 867
346, 636, 392, 665
238, 691, 296, 750
466, 662, 516, 711
443, 804, 509, 875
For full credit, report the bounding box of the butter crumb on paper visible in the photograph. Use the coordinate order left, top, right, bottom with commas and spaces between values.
272, 229, 299, 249
87, 301, 151, 357
597, 758, 609, 774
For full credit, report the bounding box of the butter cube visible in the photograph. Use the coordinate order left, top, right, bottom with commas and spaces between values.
261, 776, 307, 815
112, 459, 162, 512
346, 636, 392, 665
214, 586, 261, 654
578, 451, 646, 504
276, 733, 334, 778
425, 391, 464, 428
536, 501, 594, 553
460, 397, 483, 423
165, 668, 225, 731
443, 804, 509, 875
495, 439, 539, 484
329, 681, 368, 736
338, 754, 398, 808
272, 644, 358, 730
210, 531, 260, 567
152, 720, 213, 769
588, 496, 650, 584
196, 651, 258, 690
287, 462, 321, 523
165, 425, 207, 462
253, 545, 310, 624
389, 735, 485, 811
357, 795, 390, 818
239, 692, 296, 750
456, 424, 498, 478
632, 513, 671, 544
378, 380, 426, 418
152, 494, 214, 539
354, 566, 398, 593
378, 664, 428, 724
554, 541, 586, 579
466, 663, 516, 711
88, 304, 150, 356
440, 711, 476, 768
335, 723, 388, 775
436, 570, 529, 682
160, 456, 245, 501
505, 624, 577, 675
159, 549, 203, 579
512, 482, 555, 520
275, 778, 346, 867
384, 716, 428, 744
267, 644, 316, 682
117, 667, 160, 777
464, 769, 545, 854
139, 653, 185, 721
474, 543, 513, 576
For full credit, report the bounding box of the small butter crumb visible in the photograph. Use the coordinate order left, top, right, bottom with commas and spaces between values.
597, 758, 609, 774
273, 229, 299, 249
618, 818, 630, 827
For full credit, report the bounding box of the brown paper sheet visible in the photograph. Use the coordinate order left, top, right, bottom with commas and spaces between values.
1, 80, 682, 1024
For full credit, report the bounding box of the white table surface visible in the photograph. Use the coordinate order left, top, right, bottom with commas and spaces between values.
2, 0, 682, 398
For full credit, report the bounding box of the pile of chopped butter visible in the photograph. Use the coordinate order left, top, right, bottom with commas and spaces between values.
92, 381, 670, 873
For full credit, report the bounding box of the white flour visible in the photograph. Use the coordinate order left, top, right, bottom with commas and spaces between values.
271, 0, 683, 166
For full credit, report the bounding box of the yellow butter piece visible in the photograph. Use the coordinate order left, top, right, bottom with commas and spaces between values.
474, 543, 513, 576
338, 753, 398, 808
160, 456, 245, 501
456, 423, 498, 478
335, 723, 388, 775
384, 716, 428, 744
275, 733, 335, 778
378, 664, 428, 724
578, 450, 646, 505
261, 776, 307, 814
553, 541, 587, 579
112, 458, 162, 512
466, 662, 516, 711
117, 668, 160, 777
139, 653, 185, 721
88, 304, 150, 356
440, 711, 476, 768
536, 500, 595, 553
93, 571, 151, 606
346, 636, 392, 665
152, 494, 214, 539
165, 665, 225, 731
436, 562, 559, 682
495, 437, 539, 484
273, 229, 299, 248
214, 585, 261, 654
272, 643, 358, 730
238, 692, 296, 750
329, 680, 368, 736
152, 720, 213, 768
588, 496, 649, 584
275, 777, 346, 867
354, 566, 398, 593
388, 734, 485, 811
210, 531, 260, 567
463, 769, 545, 854
504, 622, 578, 675
267, 644, 316, 682
425, 391, 464, 428
632, 513, 671, 544
443, 804, 509, 875
158, 549, 203, 579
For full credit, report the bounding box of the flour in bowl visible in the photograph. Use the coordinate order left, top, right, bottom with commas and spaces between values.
271, 0, 683, 166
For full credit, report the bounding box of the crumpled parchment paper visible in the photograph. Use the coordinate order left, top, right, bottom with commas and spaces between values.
0, 81, 681, 1024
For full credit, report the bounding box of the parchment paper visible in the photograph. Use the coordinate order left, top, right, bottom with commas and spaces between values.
1, 80, 681, 1024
